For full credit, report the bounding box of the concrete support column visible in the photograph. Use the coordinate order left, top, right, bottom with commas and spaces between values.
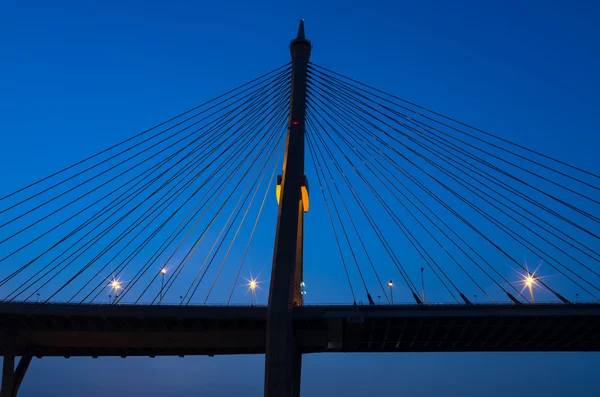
264, 311, 295, 396
292, 347, 302, 397
1, 336, 32, 397
12, 356, 32, 397
0, 352, 15, 397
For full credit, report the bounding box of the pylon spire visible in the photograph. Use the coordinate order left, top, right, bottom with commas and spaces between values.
290, 19, 311, 59
296, 19, 305, 40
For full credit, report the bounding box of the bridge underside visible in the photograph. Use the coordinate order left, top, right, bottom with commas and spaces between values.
1, 303, 600, 357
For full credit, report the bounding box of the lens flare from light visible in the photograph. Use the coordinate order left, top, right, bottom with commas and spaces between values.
242, 274, 263, 294
525, 275, 534, 288
110, 279, 121, 290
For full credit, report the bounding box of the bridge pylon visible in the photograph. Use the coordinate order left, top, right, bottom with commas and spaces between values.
264, 20, 311, 397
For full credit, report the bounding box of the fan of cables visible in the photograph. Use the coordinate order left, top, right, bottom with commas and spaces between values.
0, 63, 291, 305
2, 59, 599, 307
305, 62, 600, 305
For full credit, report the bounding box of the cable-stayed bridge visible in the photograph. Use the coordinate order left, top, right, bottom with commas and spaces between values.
1, 21, 600, 397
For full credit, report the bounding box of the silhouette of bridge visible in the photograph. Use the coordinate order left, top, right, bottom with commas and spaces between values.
1, 21, 600, 397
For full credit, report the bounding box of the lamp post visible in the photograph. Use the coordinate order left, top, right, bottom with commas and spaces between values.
250, 279, 257, 306
159, 268, 167, 305
420, 267, 425, 303
387, 280, 393, 304
110, 280, 121, 304
525, 272, 535, 303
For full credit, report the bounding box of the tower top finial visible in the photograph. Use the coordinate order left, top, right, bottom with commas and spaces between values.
290, 19, 311, 59
296, 19, 305, 40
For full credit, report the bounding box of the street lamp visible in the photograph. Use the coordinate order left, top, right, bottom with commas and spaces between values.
249, 279, 257, 306
159, 268, 167, 305
110, 279, 121, 304
387, 280, 393, 304
524, 272, 535, 302
243, 274, 262, 306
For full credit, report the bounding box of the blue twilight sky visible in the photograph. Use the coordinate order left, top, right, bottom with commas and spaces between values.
1, 0, 600, 396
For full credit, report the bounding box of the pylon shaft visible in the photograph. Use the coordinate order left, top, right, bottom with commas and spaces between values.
264, 20, 311, 397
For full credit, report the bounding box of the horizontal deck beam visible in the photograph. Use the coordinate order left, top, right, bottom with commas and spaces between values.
1, 303, 599, 356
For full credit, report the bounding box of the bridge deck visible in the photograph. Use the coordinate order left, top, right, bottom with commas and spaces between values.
1, 303, 599, 357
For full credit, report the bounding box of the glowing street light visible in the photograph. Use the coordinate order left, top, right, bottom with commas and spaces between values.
109, 279, 121, 304
249, 279, 257, 306
515, 260, 545, 304
159, 268, 167, 305
387, 280, 394, 304
525, 274, 534, 287
521, 271, 537, 303
242, 273, 263, 306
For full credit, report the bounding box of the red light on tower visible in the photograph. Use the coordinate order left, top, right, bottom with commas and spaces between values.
292, 121, 299, 125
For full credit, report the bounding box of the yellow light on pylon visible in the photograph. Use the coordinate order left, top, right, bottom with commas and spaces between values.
301, 176, 309, 212
275, 175, 309, 213
301, 186, 309, 212
276, 175, 282, 204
